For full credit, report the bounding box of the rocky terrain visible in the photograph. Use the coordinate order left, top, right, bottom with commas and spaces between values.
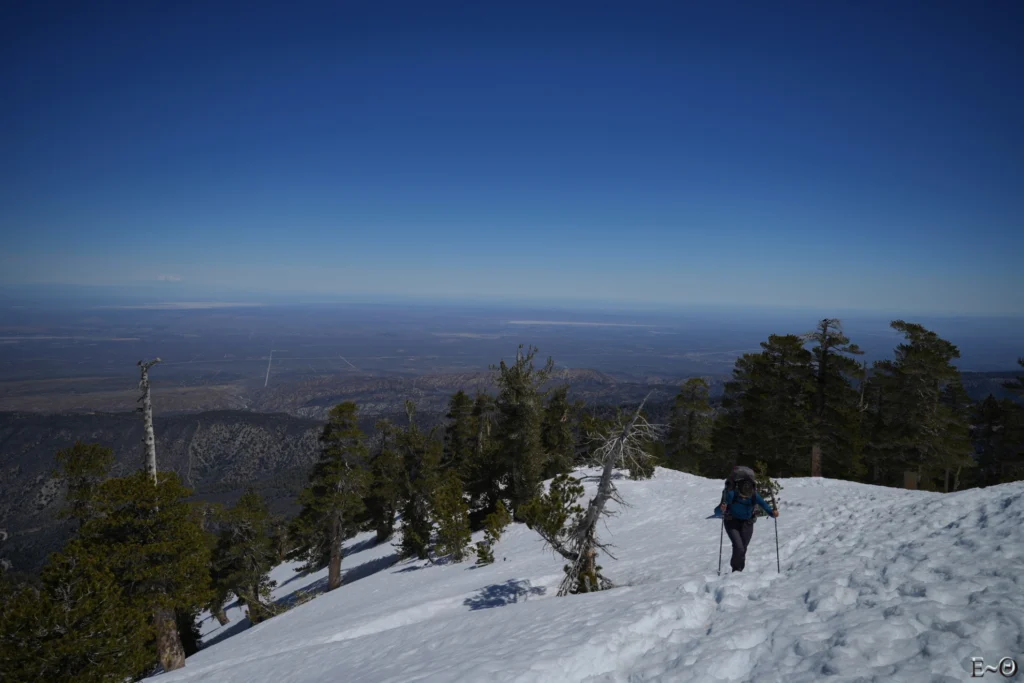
0, 410, 327, 573
0, 371, 689, 574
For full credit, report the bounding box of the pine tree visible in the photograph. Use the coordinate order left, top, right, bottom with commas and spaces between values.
864, 321, 969, 489
665, 378, 713, 474
397, 402, 441, 560
474, 500, 511, 566
520, 473, 586, 582
709, 409, 742, 476
365, 419, 404, 544
443, 391, 475, 475
491, 345, 554, 519
718, 335, 815, 475
973, 394, 1024, 485
463, 392, 497, 528
430, 470, 472, 562
53, 441, 114, 528
295, 402, 371, 591
285, 504, 330, 573
541, 385, 576, 479
77, 471, 212, 674
802, 319, 865, 478
194, 503, 231, 627
938, 381, 978, 491
0, 540, 153, 683
211, 489, 278, 624
269, 515, 291, 564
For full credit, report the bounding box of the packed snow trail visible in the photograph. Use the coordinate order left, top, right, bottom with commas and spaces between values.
150, 470, 1024, 683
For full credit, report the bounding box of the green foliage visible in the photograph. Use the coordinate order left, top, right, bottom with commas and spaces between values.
269, 515, 291, 563
665, 378, 713, 474
717, 334, 815, 475
474, 500, 512, 566
397, 403, 441, 560
443, 391, 475, 475
285, 505, 330, 572
973, 394, 1024, 486
753, 460, 783, 517
805, 319, 866, 479
210, 489, 279, 624
463, 392, 497, 529
53, 441, 114, 527
520, 474, 585, 556
491, 345, 555, 519
541, 385, 576, 479
430, 470, 472, 562
365, 419, 404, 544
80, 471, 213, 617
575, 408, 614, 465
293, 402, 371, 580
864, 321, 970, 488
0, 541, 153, 683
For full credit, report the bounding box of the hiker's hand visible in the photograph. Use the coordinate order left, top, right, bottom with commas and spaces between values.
720, 504, 727, 512
772, 509, 779, 518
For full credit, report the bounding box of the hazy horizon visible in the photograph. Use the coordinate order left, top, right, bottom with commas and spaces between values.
3, 282, 1024, 323
3, 3, 1023, 316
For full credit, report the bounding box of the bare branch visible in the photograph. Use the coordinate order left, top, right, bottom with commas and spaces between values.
551, 394, 662, 596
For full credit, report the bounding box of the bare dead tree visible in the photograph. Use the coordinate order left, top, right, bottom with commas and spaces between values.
137, 358, 187, 671
530, 395, 663, 597
137, 358, 162, 484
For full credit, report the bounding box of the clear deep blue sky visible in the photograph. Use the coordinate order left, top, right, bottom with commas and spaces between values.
2, 1, 1022, 315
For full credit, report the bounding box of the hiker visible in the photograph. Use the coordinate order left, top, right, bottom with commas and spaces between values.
719, 467, 778, 572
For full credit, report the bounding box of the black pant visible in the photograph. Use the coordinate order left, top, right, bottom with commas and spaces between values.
724, 517, 754, 572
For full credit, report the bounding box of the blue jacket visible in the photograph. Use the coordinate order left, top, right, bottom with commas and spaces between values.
723, 490, 775, 520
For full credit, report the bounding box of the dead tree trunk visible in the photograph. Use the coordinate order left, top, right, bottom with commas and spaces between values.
557, 396, 661, 596
138, 359, 187, 671
137, 358, 162, 484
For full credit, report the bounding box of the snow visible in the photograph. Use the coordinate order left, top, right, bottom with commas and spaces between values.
154, 470, 1024, 682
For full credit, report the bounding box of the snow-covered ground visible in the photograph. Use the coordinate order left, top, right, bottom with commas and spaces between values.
153, 469, 1024, 682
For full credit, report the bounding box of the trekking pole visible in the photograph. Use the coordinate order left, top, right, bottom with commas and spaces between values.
770, 491, 780, 573
717, 510, 725, 576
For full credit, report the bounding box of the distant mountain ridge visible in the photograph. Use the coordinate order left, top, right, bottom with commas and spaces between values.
1, 368, 1017, 574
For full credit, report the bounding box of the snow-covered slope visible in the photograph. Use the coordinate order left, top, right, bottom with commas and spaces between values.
153, 470, 1024, 683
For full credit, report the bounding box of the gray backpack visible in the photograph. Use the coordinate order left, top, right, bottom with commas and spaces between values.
722, 466, 759, 516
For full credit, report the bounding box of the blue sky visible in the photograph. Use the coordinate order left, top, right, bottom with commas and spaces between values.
1, 1, 1022, 315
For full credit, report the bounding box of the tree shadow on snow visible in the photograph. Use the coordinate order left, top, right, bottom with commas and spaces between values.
463, 579, 546, 611
202, 616, 252, 649
275, 553, 399, 609
344, 553, 399, 583
345, 536, 381, 556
